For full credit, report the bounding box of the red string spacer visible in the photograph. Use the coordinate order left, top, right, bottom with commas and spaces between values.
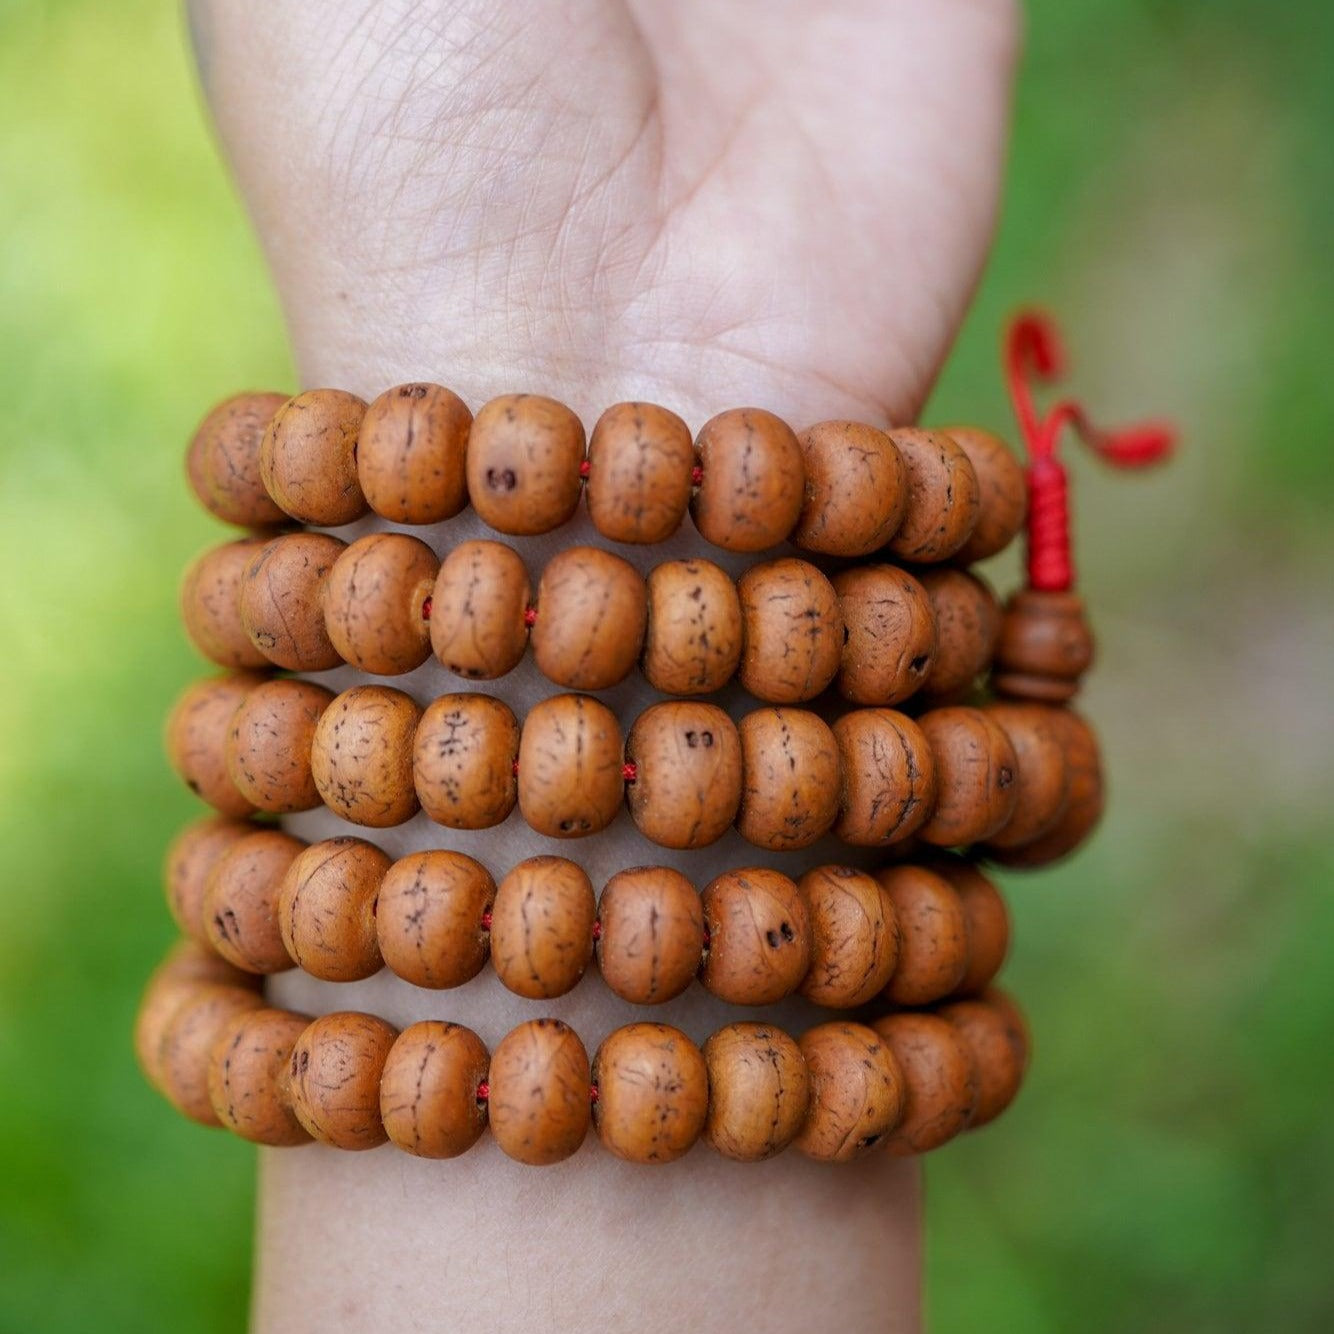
420, 595, 433, 622
480, 909, 493, 933
523, 605, 538, 628
475, 1081, 490, 1103
1004, 310, 1176, 593
578, 458, 591, 480
621, 761, 638, 784
690, 463, 704, 487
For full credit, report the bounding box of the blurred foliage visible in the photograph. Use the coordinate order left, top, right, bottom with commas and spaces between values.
0, 1, 1330, 1331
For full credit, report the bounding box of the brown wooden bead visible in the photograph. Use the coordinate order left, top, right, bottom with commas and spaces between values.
737, 559, 843, 703
180, 538, 271, 670
793, 1022, 904, 1162
322, 533, 438, 675
466, 393, 585, 535
154, 939, 263, 992
356, 382, 472, 524
875, 864, 968, 1005
585, 401, 694, 543
700, 868, 810, 1005
203, 828, 305, 974
278, 837, 390, 982
239, 531, 346, 671
736, 708, 840, 850
380, 1021, 490, 1159
259, 388, 369, 525
692, 408, 805, 551
885, 427, 981, 563
944, 426, 1027, 563
918, 568, 1001, 701
487, 1018, 590, 1165
531, 547, 647, 690
186, 391, 289, 527
918, 707, 1019, 846
413, 693, 519, 830
517, 694, 624, 838
625, 702, 741, 849
312, 685, 423, 828
490, 857, 596, 999
794, 420, 908, 556
702, 1023, 810, 1162
641, 558, 743, 696
984, 703, 1071, 849
592, 1023, 709, 1164
595, 866, 704, 1005
932, 858, 1010, 996
375, 850, 495, 989
989, 709, 1103, 868
288, 1011, 398, 1149
832, 709, 937, 847
225, 678, 334, 813
164, 817, 254, 943
835, 565, 937, 706
208, 1007, 312, 1146
165, 673, 265, 817
798, 866, 899, 1009
157, 983, 266, 1125
994, 589, 1095, 703
940, 990, 1029, 1127
429, 539, 531, 681
872, 1012, 977, 1155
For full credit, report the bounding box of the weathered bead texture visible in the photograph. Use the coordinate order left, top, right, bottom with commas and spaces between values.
585, 402, 694, 544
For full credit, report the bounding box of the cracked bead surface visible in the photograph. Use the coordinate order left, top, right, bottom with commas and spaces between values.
832, 708, 936, 847
180, 538, 271, 670
702, 1022, 810, 1162
166, 673, 266, 817
312, 685, 423, 828
933, 858, 1010, 996
490, 856, 596, 1000
940, 991, 1029, 1127
356, 382, 472, 524
164, 816, 255, 943
835, 565, 937, 706
375, 850, 495, 989
595, 866, 704, 1005
531, 546, 647, 690
699, 868, 810, 1005
225, 678, 333, 813
466, 393, 585, 535
794, 420, 907, 556
203, 828, 305, 974
487, 1018, 591, 1165
157, 983, 266, 1126
736, 707, 841, 850
918, 707, 1019, 846
585, 401, 694, 543
592, 1023, 709, 1164
429, 539, 531, 681
240, 531, 346, 671
919, 567, 1001, 701
625, 701, 742, 849
945, 426, 1027, 563
288, 1011, 398, 1150
984, 703, 1071, 849
873, 1012, 977, 1155
413, 693, 519, 830
798, 865, 899, 1008
259, 388, 369, 525
517, 694, 624, 838
875, 864, 968, 1005
737, 559, 843, 703
793, 1022, 904, 1163
885, 427, 981, 563
323, 532, 438, 676
208, 1007, 312, 1146
380, 1021, 490, 1159
278, 837, 389, 982
641, 558, 743, 696
186, 391, 288, 527
691, 408, 805, 551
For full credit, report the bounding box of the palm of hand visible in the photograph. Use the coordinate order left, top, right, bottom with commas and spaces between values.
197, 0, 1017, 422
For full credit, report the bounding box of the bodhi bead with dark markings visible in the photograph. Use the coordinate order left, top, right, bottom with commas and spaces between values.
186, 391, 289, 529
259, 388, 369, 526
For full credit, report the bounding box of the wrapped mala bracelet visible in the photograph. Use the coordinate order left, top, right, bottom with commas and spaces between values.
135, 939, 1030, 1164
166, 675, 1097, 857
165, 819, 1011, 1009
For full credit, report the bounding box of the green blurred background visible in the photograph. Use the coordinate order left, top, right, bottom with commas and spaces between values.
1, 1, 1331, 1330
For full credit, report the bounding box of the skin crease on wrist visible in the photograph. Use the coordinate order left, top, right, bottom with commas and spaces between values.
184, 3, 1020, 1331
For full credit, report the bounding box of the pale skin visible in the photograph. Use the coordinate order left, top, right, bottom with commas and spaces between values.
186, 3, 1019, 1330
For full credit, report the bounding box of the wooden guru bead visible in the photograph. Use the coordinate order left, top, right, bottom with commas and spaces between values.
490, 856, 597, 999
202, 828, 306, 974
595, 866, 704, 1005
873, 1012, 977, 1155
702, 1022, 810, 1162
834, 565, 937, 706
944, 426, 1027, 563
875, 864, 969, 1006
225, 677, 334, 813
208, 1007, 313, 1146
832, 709, 937, 847
793, 1022, 904, 1162
379, 1021, 490, 1159
884, 427, 981, 563
259, 388, 369, 526
487, 1018, 591, 1165
186, 391, 289, 527
356, 382, 472, 524
288, 1011, 398, 1150
277, 837, 389, 982
917, 707, 1019, 847
239, 531, 346, 671
517, 694, 624, 838
994, 589, 1095, 703
413, 692, 519, 830
429, 539, 532, 680
699, 868, 811, 1006
736, 707, 840, 851
737, 558, 843, 703
164, 816, 254, 943
165, 672, 265, 817
918, 567, 1001, 701
797, 865, 899, 1008
312, 685, 423, 828
794, 420, 908, 557
585, 401, 694, 544
641, 558, 743, 697
180, 538, 271, 670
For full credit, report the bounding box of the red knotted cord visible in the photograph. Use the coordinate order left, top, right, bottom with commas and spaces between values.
1004, 311, 1176, 592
